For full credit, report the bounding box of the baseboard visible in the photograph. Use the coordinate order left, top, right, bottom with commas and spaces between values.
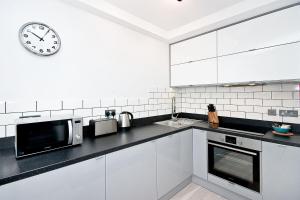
192, 176, 252, 200
159, 176, 192, 200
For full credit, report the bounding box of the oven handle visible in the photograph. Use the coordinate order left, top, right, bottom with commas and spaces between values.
67, 120, 73, 144
208, 142, 257, 156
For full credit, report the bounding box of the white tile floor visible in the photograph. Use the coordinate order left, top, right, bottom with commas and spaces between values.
170, 183, 228, 200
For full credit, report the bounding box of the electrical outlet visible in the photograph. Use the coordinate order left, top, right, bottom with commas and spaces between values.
105, 109, 116, 118
279, 110, 299, 117
268, 109, 277, 116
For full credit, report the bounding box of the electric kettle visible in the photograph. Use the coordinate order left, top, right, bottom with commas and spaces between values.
118, 111, 134, 130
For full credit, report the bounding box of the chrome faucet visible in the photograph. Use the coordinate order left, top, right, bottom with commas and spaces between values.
171, 97, 179, 121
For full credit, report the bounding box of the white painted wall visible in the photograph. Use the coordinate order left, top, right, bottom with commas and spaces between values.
0, 0, 169, 101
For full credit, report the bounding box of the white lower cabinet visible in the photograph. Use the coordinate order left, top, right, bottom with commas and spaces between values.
157, 130, 193, 198
0, 156, 106, 200
193, 129, 207, 180
262, 142, 300, 200
106, 141, 157, 200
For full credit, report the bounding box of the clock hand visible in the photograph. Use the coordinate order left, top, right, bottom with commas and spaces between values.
40, 29, 50, 41
28, 30, 43, 41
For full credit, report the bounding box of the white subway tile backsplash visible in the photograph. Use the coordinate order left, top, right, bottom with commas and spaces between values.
205, 86, 217, 93
282, 83, 300, 91
282, 100, 300, 108
263, 84, 282, 91
149, 99, 158, 105
38, 100, 62, 111
83, 99, 101, 108
244, 86, 263, 92
185, 108, 196, 113
134, 105, 145, 112
190, 104, 200, 109
217, 87, 230, 92
238, 106, 254, 112
121, 106, 134, 113
245, 99, 263, 106
191, 93, 200, 98
101, 98, 115, 107
231, 112, 246, 118
93, 108, 106, 116
0, 113, 22, 125
246, 113, 262, 120
23, 111, 51, 118
224, 105, 238, 112
6, 101, 36, 113
201, 93, 210, 98
195, 87, 206, 92
254, 92, 272, 99
282, 117, 300, 124
6, 125, 16, 137
195, 98, 206, 104
272, 92, 293, 100
115, 98, 128, 107
0, 102, 5, 113
231, 99, 245, 105
0, 126, 5, 138
217, 110, 230, 117
217, 99, 230, 105
195, 109, 206, 114
74, 109, 92, 118
263, 100, 282, 107
149, 110, 158, 116
254, 106, 270, 114
206, 99, 217, 104
230, 87, 244, 92
224, 93, 238, 99
211, 93, 224, 99
63, 100, 82, 110
293, 92, 300, 99
51, 110, 73, 117
238, 93, 253, 99
263, 114, 282, 122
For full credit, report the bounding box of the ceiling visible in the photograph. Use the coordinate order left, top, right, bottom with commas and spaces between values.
67, 0, 300, 42
102, 0, 243, 31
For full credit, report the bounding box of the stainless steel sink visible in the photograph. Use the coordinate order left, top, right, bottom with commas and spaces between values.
155, 118, 202, 128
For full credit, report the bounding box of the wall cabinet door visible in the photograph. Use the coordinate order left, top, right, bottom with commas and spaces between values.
193, 129, 207, 180
0, 157, 106, 200
157, 130, 193, 198
106, 141, 157, 200
171, 32, 217, 65
262, 142, 300, 200
171, 58, 217, 86
218, 6, 300, 56
218, 42, 300, 84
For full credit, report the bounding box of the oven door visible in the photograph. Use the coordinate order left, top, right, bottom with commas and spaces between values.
16, 119, 73, 158
208, 141, 260, 192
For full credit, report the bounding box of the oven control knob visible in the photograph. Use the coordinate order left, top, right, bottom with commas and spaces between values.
76, 135, 81, 140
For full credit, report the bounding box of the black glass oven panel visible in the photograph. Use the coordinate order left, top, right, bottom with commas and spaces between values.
17, 120, 70, 156
208, 142, 260, 192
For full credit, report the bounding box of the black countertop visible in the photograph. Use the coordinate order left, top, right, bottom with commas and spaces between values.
0, 115, 300, 186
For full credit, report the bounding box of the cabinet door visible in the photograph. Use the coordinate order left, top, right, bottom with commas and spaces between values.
157, 130, 193, 198
262, 142, 300, 200
193, 129, 207, 180
218, 6, 300, 56
171, 32, 217, 65
0, 157, 106, 200
171, 58, 217, 86
218, 42, 300, 84
106, 141, 157, 200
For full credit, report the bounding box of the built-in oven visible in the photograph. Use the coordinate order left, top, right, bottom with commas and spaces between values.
15, 115, 83, 158
207, 131, 261, 192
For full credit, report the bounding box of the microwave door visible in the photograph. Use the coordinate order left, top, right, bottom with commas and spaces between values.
67, 120, 73, 145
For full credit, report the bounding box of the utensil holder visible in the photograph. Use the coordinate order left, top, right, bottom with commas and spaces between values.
208, 112, 219, 124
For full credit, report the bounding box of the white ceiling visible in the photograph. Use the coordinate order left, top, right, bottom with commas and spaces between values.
68, 0, 300, 42
102, 0, 243, 30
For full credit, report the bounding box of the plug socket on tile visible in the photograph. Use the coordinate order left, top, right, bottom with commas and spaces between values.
268, 109, 277, 116
279, 110, 298, 117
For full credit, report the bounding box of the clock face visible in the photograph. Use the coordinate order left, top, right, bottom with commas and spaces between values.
19, 22, 61, 56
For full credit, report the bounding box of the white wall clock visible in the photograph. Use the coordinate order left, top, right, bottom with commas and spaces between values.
19, 22, 61, 56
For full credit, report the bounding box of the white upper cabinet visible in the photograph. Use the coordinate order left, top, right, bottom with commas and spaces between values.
171, 32, 217, 65
106, 141, 157, 200
171, 58, 217, 87
262, 142, 300, 200
0, 157, 106, 200
218, 6, 300, 56
218, 42, 300, 84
